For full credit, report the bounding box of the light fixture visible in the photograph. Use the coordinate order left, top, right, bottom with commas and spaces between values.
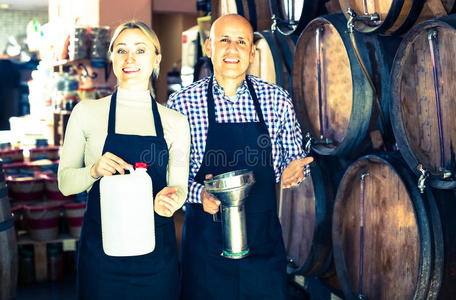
0, 3, 10, 9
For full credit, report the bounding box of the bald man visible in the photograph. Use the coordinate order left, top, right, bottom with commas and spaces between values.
168, 14, 312, 300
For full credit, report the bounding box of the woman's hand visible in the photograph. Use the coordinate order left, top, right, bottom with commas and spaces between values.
281, 157, 314, 188
90, 152, 132, 179
154, 186, 180, 217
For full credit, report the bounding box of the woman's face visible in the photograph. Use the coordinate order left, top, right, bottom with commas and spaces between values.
112, 28, 161, 90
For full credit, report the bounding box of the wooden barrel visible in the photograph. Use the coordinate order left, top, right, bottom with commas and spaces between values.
0, 159, 18, 300
279, 158, 335, 276
430, 189, 456, 299
247, 30, 295, 93
269, 0, 320, 36
293, 13, 399, 157
332, 153, 443, 300
211, 0, 272, 32
390, 15, 456, 190
193, 56, 213, 82
324, 0, 343, 14
338, 0, 456, 35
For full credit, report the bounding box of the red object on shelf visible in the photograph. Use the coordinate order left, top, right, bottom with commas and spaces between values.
63, 202, 86, 239
23, 201, 63, 241
29, 146, 60, 161
6, 176, 45, 202
40, 173, 74, 201
0, 148, 24, 164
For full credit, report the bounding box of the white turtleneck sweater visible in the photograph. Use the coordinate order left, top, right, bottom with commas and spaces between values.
58, 88, 190, 205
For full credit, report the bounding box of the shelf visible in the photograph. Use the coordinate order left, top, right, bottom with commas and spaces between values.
53, 58, 110, 70
17, 232, 78, 245
17, 232, 78, 282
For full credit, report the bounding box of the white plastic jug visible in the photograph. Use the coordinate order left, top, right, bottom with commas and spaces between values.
99, 163, 155, 256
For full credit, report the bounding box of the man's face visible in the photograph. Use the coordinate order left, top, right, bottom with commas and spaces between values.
205, 16, 255, 83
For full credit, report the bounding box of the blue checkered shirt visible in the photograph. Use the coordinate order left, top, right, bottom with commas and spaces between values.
167, 75, 305, 204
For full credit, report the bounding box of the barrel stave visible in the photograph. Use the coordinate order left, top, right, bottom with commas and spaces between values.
247, 31, 295, 92
339, 0, 455, 35
269, 0, 320, 36
280, 157, 337, 277
211, 0, 272, 32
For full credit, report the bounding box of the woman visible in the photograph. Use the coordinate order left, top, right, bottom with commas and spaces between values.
58, 21, 190, 299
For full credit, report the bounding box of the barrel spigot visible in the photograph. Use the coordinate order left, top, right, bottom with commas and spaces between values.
271, 14, 278, 32
347, 8, 379, 33
304, 132, 312, 155
417, 164, 428, 193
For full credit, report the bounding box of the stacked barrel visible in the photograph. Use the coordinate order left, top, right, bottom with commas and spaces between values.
209, 0, 456, 299
0, 142, 86, 242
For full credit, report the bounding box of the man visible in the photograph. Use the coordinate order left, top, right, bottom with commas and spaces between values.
167, 14, 312, 300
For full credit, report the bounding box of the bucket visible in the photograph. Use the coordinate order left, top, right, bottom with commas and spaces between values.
24, 201, 61, 241
292, 13, 400, 157
0, 148, 23, 164
390, 15, 456, 190
2, 162, 30, 177
41, 173, 75, 201
26, 160, 59, 173
0, 159, 18, 299
211, 0, 272, 32
338, 0, 456, 35
332, 153, 443, 299
6, 175, 44, 202
29, 146, 59, 161
63, 202, 86, 239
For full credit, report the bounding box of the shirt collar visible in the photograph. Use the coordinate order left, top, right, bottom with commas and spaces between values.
212, 76, 249, 103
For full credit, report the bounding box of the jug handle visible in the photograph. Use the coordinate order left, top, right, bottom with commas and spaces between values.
126, 166, 135, 174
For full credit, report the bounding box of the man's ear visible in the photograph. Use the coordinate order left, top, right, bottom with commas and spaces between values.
249, 45, 255, 63
205, 39, 212, 58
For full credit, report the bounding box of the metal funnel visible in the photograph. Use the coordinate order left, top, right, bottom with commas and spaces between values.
203, 169, 255, 259
204, 169, 255, 206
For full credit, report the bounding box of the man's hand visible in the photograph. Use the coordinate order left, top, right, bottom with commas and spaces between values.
201, 174, 221, 214
281, 157, 314, 188
154, 186, 180, 217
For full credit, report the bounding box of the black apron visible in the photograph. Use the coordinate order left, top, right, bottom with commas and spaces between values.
77, 90, 178, 300
180, 77, 287, 300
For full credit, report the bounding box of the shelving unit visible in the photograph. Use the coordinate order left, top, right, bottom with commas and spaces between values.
17, 232, 78, 282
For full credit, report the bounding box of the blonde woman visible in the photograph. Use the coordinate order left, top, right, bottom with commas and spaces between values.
58, 21, 190, 299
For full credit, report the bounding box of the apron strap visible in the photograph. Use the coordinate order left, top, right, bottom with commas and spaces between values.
107, 90, 165, 138
207, 76, 268, 133
107, 90, 118, 135
151, 96, 165, 138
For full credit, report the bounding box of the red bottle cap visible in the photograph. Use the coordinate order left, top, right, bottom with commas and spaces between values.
135, 162, 147, 169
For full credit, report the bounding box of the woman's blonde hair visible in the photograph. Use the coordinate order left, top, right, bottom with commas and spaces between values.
109, 21, 161, 96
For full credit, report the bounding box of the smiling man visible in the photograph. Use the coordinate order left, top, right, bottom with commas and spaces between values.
167, 14, 312, 300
